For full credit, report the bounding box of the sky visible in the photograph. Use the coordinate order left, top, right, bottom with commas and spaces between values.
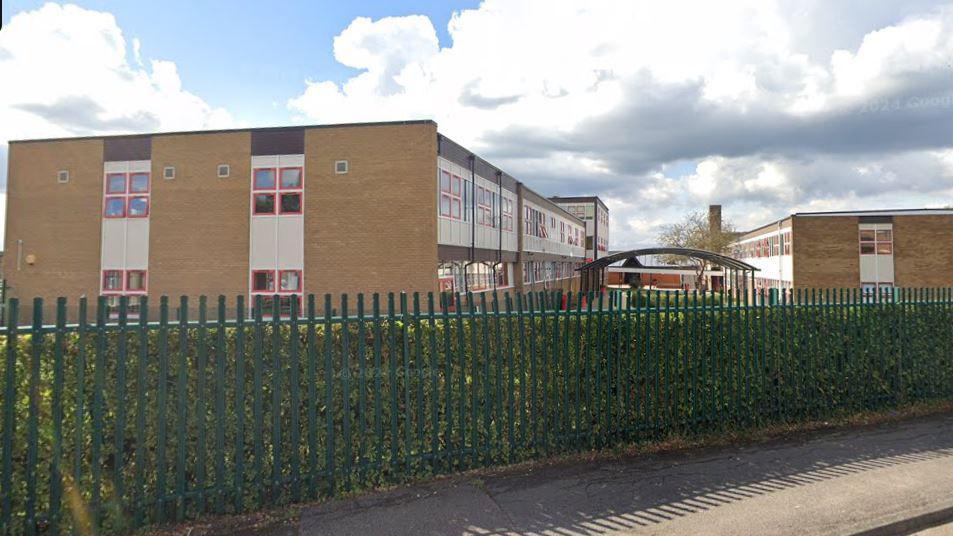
1, 0, 953, 248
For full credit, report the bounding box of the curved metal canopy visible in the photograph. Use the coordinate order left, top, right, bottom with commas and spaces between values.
576, 247, 759, 272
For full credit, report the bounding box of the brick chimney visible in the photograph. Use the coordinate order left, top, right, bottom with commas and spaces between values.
708, 204, 722, 233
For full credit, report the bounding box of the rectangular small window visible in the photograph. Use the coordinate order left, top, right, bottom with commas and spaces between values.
279, 167, 303, 189
279, 270, 301, 292
58, 170, 70, 183
217, 164, 230, 178
253, 193, 276, 214
127, 196, 150, 218
279, 192, 302, 214
103, 270, 123, 291
126, 270, 147, 292
104, 197, 126, 218
163, 166, 176, 180
440, 171, 451, 193
106, 173, 127, 194
335, 160, 349, 174
252, 270, 275, 292
253, 168, 276, 190
129, 172, 150, 193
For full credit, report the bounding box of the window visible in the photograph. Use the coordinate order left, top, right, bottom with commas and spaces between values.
860, 228, 892, 255
251, 269, 302, 317
217, 164, 230, 178
106, 173, 127, 194
280, 270, 301, 292
163, 166, 175, 180
439, 170, 463, 220
104, 197, 126, 218
279, 192, 302, 214
103, 270, 123, 291
279, 167, 302, 189
279, 295, 300, 316
335, 160, 349, 174
128, 196, 150, 218
255, 167, 302, 217
560, 222, 565, 243
252, 270, 275, 292
126, 270, 147, 292
104, 171, 150, 218
129, 173, 150, 193
476, 186, 493, 226
253, 168, 276, 190
502, 198, 513, 231
58, 170, 70, 183
254, 194, 275, 214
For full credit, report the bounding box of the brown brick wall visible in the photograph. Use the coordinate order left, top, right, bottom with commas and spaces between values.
149, 132, 251, 309
791, 216, 860, 288
893, 215, 953, 287
3, 139, 104, 320
304, 123, 438, 303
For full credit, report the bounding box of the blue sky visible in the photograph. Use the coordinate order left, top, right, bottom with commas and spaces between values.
2, 0, 479, 125
1, 1, 953, 248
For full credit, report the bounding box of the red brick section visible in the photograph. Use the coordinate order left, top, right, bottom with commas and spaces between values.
3, 139, 104, 321
892, 215, 953, 287
304, 123, 439, 307
791, 216, 860, 289
149, 131, 252, 312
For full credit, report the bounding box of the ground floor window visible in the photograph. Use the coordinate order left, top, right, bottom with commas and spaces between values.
251, 269, 302, 317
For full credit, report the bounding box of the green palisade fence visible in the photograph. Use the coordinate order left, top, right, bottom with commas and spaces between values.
0, 288, 952, 534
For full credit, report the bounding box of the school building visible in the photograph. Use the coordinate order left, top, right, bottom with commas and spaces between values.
732, 208, 953, 295
3, 120, 595, 319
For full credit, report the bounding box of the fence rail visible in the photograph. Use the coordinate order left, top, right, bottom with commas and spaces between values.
1, 287, 953, 534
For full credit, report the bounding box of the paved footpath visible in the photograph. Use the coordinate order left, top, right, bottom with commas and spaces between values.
296, 414, 953, 536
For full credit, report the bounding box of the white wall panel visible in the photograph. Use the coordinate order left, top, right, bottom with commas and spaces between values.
124, 219, 150, 269
277, 216, 304, 269
101, 219, 126, 269
250, 218, 278, 270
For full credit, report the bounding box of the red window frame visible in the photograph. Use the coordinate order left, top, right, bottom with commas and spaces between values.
128, 172, 151, 194
278, 269, 303, 293
103, 197, 126, 218
278, 167, 304, 190
476, 186, 492, 226
251, 270, 276, 293
438, 172, 463, 221
253, 168, 277, 191
253, 193, 276, 215
102, 270, 124, 291
278, 192, 303, 215
105, 173, 127, 194
127, 196, 150, 218
125, 270, 148, 293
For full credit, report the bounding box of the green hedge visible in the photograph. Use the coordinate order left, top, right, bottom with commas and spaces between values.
1, 289, 952, 534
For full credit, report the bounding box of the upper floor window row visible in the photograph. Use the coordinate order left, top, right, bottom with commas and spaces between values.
253, 167, 303, 216
253, 167, 303, 191
103, 172, 150, 218
860, 229, 892, 255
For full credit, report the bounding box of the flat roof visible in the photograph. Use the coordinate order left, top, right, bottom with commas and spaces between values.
549, 195, 609, 212
7, 119, 438, 144
739, 207, 953, 236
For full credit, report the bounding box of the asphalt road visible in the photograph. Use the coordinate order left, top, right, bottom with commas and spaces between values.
297, 413, 953, 535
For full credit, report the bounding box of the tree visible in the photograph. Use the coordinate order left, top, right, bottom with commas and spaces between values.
656, 211, 737, 291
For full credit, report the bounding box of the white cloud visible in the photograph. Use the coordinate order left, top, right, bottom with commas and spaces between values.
0, 3, 234, 148
289, 0, 953, 249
